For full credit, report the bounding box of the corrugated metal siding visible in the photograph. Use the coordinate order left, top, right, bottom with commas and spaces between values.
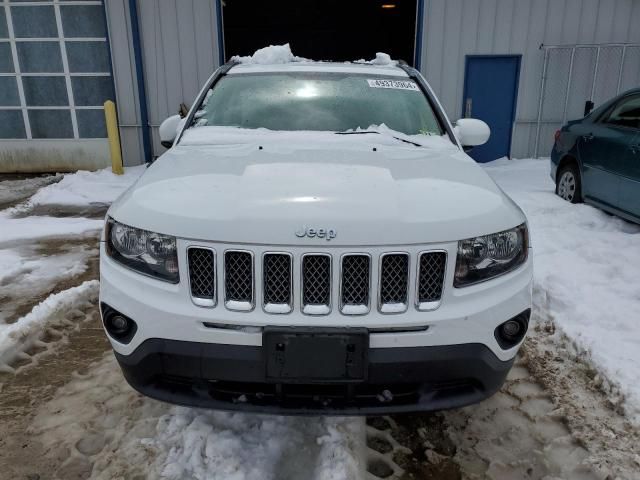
421, 0, 640, 158
105, 0, 221, 164
138, 0, 221, 158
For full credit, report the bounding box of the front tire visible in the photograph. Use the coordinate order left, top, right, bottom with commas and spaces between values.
556, 163, 582, 204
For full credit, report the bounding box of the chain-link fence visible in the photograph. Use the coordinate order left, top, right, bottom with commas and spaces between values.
534, 43, 640, 157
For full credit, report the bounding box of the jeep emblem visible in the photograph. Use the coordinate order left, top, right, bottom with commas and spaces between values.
295, 226, 337, 241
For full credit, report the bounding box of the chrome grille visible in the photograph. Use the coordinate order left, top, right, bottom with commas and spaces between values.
417, 251, 447, 309
263, 253, 292, 313
224, 250, 253, 310
187, 247, 215, 307
302, 254, 331, 314
340, 255, 370, 314
187, 247, 447, 315
379, 253, 409, 312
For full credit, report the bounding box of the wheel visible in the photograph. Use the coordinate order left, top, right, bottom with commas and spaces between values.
556, 163, 582, 204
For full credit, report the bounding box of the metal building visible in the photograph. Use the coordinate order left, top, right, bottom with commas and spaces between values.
1, 0, 639, 171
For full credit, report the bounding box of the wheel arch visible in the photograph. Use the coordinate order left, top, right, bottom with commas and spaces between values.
557, 154, 582, 179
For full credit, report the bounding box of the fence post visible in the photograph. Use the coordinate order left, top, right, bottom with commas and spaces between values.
534, 48, 549, 159
562, 47, 576, 124
104, 100, 124, 175
616, 45, 627, 94
589, 47, 601, 102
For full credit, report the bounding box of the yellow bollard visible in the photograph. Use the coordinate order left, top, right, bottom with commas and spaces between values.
104, 100, 124, 175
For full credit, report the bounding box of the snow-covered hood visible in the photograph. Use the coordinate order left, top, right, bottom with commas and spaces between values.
109, 136, 525, 245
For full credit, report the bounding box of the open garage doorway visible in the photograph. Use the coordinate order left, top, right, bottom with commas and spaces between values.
221, 0, 420, 66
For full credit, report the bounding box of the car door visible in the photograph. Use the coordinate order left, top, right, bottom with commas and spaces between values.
618, 127, 640, 218
578, 94, 640, 209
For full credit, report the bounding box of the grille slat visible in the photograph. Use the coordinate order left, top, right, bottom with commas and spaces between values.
224, 251, 254, 310
302, 254, 331, 314
263, 253, 292, 313
417, 252, 447, 309
379, 253, 409, 313
340, 255, 370, 314
188, 248, 216, 307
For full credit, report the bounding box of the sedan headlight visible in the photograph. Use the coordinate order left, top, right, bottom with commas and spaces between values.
105, 217, 179, 283
454, 224, 528, 287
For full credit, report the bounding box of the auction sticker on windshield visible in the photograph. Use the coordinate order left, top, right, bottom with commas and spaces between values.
367, 79, 420, 91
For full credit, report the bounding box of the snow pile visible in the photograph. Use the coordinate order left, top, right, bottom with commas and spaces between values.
0, 244, 94, 324
232, 43, 305, 65
28, 165, 145, 207
355, 52, 396, 66
0, 249, 23, 284
149, 410, 362, 480
484, 158, 640, 424
0, 280, 98, 370
231, 44, 397, 67
0, 214, 103, 245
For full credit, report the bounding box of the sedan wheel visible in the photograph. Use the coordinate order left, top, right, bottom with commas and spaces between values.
558, 171, 576, 201
556, 164, 582, 204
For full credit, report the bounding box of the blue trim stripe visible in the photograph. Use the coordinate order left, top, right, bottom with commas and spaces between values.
216, 0, 225, 65
128, 0, 152, 164
414, 0, 424, 70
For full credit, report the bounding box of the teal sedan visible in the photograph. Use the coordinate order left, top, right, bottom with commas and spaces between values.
550, 88, 640, 223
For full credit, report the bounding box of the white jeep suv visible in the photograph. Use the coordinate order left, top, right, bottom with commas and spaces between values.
100, 58, 532, 414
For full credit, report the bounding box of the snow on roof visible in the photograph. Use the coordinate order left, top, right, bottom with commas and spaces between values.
231, 43, 305, 65
229, 44, 407, 76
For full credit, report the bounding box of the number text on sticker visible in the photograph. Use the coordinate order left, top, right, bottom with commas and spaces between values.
367, 79, 420, 91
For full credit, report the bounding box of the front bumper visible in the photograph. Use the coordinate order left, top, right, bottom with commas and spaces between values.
114, 338, 515, 415
100, 238, 532, 413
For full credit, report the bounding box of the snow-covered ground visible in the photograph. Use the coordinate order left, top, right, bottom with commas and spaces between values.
1, 158, 640, 479
483, 158, 640, 425
0, 166, 143, 370
27, 165, 144, 208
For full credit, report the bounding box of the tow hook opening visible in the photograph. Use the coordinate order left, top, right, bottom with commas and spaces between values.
495, 309, 530, 350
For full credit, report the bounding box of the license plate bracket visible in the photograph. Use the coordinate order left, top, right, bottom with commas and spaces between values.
264, 327, 369, 383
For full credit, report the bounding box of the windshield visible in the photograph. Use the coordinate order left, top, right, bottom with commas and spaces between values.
189, 72, 445, 136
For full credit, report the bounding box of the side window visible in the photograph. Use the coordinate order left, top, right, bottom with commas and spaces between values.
603, 95, 640, 130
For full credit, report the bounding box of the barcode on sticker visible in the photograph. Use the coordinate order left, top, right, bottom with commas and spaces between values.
367, 79, 420, 91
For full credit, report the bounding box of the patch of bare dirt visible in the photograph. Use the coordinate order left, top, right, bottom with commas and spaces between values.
12, 204, 109, 219
0, 175, 62, 210
0, 297, 110, 480
521, 305, 640, 478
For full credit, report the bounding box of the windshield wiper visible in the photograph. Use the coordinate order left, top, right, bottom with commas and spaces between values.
335, 130, 423, 147
335, 131, 379, 135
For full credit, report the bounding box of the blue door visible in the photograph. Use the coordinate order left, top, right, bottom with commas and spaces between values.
462, 56, 521, 162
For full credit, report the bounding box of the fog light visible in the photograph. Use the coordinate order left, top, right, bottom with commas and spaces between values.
501, 320, 521, 339
494, 310, 530, 350
100, 303, 137, 344
109, 315, 129, 334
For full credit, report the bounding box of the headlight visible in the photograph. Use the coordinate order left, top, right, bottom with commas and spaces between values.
105, 217, 179, 283
454, 224, 528, 287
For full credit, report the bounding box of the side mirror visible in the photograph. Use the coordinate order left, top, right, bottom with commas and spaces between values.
584, 100, 595, 117
454, 118, 490, 149
159, 114, 182, 149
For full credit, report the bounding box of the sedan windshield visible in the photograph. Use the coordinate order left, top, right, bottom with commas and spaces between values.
190, 72, 445, 136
